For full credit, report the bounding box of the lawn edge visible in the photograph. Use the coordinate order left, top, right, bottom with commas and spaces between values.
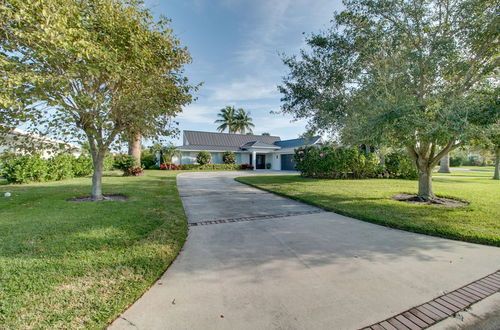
106, 172, 189, 327
235, 176, 499, 247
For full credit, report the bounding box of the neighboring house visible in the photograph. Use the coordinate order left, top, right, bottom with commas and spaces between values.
0, 128, 82, 158
173, 130, 321, 170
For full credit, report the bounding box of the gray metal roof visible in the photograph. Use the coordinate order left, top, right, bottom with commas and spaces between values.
184, 130, 281, 147
241, 141, 281, 149
274, 136, 321, 148
178, 145, 243, 152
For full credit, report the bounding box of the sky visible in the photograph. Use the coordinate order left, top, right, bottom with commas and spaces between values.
144, 0, 343, 144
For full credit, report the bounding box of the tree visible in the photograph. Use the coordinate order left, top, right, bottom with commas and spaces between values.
234, 108, 255, 134
438, 154, 451, 173
261, 132, 271, 136
215, 106, 237, 133
1, 0, 196, 200
279, 0, 498, 201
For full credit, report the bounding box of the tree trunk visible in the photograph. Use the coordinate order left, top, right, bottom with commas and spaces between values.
494, 146, 499, 180
91, 150, 106, 201
438, 153, 450, 173
416, 161, 436, 201
128, 132, 142, 167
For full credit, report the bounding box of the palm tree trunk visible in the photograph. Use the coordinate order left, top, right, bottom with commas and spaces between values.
128, 132, 142, 167
494, 146, 499, 180
438, 153, 450, 173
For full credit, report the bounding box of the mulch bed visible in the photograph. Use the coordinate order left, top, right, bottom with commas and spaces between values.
67, 194, 128, 202
392, 193, 469, 207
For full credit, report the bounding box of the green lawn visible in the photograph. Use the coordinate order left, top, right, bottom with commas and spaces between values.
433, 166, 495, 178
236, 175, 500, 246
0, 170, 187, 328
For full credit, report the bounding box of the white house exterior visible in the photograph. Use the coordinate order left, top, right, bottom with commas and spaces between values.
173, 130, 321, 170
0, 128, 82, 158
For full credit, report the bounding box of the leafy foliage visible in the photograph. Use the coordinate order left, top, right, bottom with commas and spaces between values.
384, 152, 418, 179
47, 154, 75, 181
113, 154, 143, 176
1, 0, 196, 199
279, 0, 499, 199
222, 151, 236, 164
196, 151, 211, 165
0, 153, 94, 183
180, 164, 250, 171
215, 106, 255, 134
141, 150, 158, 169
294, 146, 381, 179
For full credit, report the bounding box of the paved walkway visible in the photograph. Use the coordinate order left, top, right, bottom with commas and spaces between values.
110, 171, 500, 330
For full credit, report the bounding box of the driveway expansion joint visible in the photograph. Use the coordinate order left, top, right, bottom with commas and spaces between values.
188, 210, 325, 227
360, 270, 500, 330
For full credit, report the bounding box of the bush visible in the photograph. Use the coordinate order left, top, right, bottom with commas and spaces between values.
239, 163, 254, 170
384, 151, 418, 179
266, 163, 272, 169
222, 151, 236, 164
295, 146, 382, 179
294, 146, 415, 180
1, 154, 48, 184
181, 163, 241, 171
72, 155, 93, 177
99, 154, 114, 171
196, 151, 211, 165
141, 153, 157, 169
47, 154, 75, 181
160, 163, 181, 170
450, 156, 463, 167
113, 155, 143, 176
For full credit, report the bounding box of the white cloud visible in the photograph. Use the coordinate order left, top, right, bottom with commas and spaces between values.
207, 77, 279, 102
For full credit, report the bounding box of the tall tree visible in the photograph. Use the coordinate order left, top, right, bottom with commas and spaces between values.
279, 0, 499, 201
215, 106, 237, 133
234, 108, 255, 134
1, 0, 196, 200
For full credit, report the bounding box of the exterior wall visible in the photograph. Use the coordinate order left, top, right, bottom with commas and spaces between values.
271, 153, 281, 170
181, 152, 197, 165
211, 152, 223, 164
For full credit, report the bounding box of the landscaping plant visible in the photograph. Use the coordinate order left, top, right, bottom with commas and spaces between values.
222, 151, 236, 164
279, 0, 498, 201
196, 151, 211, 165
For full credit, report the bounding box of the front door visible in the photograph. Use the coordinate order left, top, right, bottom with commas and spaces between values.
256, 154, 266, 169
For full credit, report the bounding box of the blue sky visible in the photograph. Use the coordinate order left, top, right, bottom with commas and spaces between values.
144, 0, 343, 144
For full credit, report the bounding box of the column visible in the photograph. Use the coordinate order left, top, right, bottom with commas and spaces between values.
252, 151, 256, 170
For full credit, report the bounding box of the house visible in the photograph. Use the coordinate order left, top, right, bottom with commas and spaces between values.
174, 130, 321, 170
0, 128, 82, 158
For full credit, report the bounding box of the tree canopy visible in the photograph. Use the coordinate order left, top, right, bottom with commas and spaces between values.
1, 0, 197, 199
279, 0, 499, 200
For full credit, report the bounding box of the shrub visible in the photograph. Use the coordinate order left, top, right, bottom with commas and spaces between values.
181, 163, 241, 171
196, 151, 211, 165
160, 163, 181, 170
141, 154, 157, 169
294, 146, 414, 180
1, 154, 48, 184
103, 154, 115, 171
222, 151, 236, 164
384, 151, 417, 179
47, 154, 75, 181
239, 163, 254, 170
450, 156, 463, 167
72, 155, 93, 177
266, 163, 272, 169
113, 155, 143, 176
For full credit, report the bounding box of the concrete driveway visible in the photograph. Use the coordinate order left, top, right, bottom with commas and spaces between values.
110, 171, 500, 330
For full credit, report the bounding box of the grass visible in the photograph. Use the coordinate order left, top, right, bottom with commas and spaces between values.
0, 170, 187, 329
433, 166, 495, 178
236, 175, 500, 246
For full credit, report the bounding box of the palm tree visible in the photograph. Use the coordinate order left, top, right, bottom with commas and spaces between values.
215, 106, 237, 133
234, 108, 255, 134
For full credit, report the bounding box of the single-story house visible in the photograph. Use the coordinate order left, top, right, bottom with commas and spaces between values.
173, 130, 321, 170
0, 128, 82, 158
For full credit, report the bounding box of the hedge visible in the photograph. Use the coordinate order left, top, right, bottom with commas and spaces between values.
294, 146, 417, 179
180, 163, 253, 171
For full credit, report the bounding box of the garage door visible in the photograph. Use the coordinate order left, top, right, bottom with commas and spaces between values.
281, 154, 296, 171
